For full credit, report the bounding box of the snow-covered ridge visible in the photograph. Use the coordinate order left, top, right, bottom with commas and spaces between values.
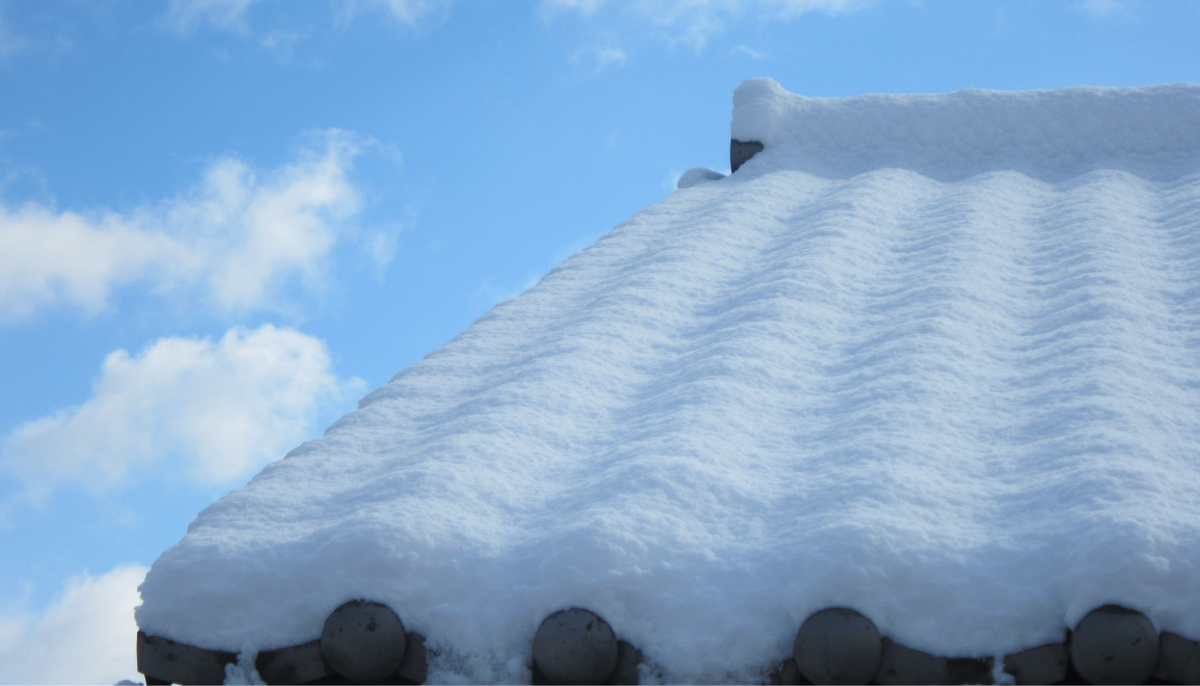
733, 78, 1200, 182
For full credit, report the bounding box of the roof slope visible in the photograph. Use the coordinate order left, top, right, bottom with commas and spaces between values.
137, 81, 1200, 683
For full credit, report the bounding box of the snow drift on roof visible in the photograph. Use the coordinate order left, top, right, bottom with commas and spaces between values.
732, 78, 1200, 182
136, 80, 1200, 684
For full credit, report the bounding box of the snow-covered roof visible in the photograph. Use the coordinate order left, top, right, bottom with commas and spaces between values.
732, 78, 1200, 182
137, 79, 1200, 684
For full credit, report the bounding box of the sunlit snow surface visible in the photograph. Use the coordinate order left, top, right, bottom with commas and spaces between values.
138, 80, 1200, 683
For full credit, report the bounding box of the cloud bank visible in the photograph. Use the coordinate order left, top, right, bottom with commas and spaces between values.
0, 131, 361, 322
0, 564, 147, 685
2, 325, 362, 496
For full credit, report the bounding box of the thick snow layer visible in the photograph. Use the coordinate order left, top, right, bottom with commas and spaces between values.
677, 168, 726, 189
138, 82, 1200, 684
732, 78, 1200, 183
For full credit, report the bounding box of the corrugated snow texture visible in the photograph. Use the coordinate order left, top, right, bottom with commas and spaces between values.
138, 83, 1200, 684
732, 78, 1200, 182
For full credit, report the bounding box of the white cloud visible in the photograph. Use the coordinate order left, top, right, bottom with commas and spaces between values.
0, 130, 361, 321
0, 564, 147, 685
1, 325, 363, 495
543, 0, 871, 48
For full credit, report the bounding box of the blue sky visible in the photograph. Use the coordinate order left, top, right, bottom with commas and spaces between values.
0, 0, 1198, 682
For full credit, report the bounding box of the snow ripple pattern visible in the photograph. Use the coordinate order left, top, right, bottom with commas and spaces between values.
137, 86, 1200, 684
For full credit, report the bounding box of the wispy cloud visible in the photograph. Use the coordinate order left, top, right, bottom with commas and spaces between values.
164, 0, 451, 38
163, 0, 264, 35
543, 0, 871, 49
1, 325, 363, 496
343, 0, 452, 28
1074, 0, 1130, 19
0, 564, 147, 685
259, 28, 303, 61
572, 43, 628, 72
0, 130, 363, 321
731, 43, 765, 58
0, 1, 28, 58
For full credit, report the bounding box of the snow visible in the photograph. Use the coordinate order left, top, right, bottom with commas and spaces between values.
992, 656, 1015, 686
137, 80, 1200, 684
677, 168, 726, 189
732, 78, 1200, 183
224, 654, 265, 685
